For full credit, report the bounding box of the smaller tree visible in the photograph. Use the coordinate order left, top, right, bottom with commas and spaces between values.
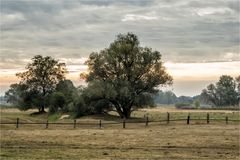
201, 75, 239, 106
216, 75, 238, 106
14, 55, 68, 112
201, 84, 219, 106
5, 83, 42, 111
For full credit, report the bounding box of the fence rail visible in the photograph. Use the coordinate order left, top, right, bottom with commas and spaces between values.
1, 113, 239, 129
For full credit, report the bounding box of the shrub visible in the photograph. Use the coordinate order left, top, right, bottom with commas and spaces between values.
49, 92, 66, 114
70, 96, 89, 118
194, 100, 200, 109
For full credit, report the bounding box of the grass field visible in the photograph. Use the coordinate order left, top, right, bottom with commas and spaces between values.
1, 107, 240, 159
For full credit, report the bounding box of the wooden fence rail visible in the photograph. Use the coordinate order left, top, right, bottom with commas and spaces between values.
0, 113, 239, 129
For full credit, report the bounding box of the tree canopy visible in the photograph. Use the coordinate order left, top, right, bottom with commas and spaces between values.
201, 75, 239, 106
82, 33, 173, 118
6, 55, 68, 112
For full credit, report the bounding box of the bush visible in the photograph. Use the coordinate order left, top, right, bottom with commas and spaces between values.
70, 96, 90, 118
49, 92, 66, 114
91, 99, 110, 114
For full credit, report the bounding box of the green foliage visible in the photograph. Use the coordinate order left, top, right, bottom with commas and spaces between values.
49, 92, 66, 114
134, 93, 155, 108
69, 96, 89, 118
54, 80, 78, 113
47, 113, 61, 122
56, 80, 77, 103
81, 80, 116, 114
194, 100, 200, 109
5, 83, 43, 111
201, 75, 239, 106
236, 76, 240, 103
15, 55, 68, 112
154, 91, 204, 106
154, 90, 177, 104
177, 96, 194, 104
83, 33, 173, 118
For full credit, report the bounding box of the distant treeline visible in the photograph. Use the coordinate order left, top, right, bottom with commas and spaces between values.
155, 75, 240, 108
154, 90, 200, 105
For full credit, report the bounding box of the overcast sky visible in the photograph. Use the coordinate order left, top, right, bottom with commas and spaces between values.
0, 0, 239, 96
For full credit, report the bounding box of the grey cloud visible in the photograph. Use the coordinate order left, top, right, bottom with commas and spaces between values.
78, 0, 155, 7
1, 0, 239, 70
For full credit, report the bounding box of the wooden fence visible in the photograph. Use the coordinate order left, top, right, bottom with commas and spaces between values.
1, 113, 239, 129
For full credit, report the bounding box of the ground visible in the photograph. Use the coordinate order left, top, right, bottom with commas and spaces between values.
0, 107, 240, 160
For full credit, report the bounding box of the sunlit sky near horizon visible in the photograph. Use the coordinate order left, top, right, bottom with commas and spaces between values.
0, 0, 239, 96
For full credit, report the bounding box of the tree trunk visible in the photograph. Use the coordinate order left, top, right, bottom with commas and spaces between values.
113, 101, 132, 119
40, 105, 45, 113
115, 107, 124, 118
41, 87, 46, 113
112, 102, 124, 118
123, 109, 131, 119
123, 101, 134, 119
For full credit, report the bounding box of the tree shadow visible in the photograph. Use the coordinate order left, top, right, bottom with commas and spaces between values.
30, 110, 47, 116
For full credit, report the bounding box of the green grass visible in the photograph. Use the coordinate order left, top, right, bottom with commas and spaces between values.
47, 113, 62, 122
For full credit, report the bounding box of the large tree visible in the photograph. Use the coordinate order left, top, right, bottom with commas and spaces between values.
8, 55, 68, 112
201, 75, 239, 106
82, 33, 172, 118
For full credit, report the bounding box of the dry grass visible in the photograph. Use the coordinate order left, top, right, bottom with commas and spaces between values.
1, 124, 239, 160
1, 107, 240, 160
141, 107, 237, 113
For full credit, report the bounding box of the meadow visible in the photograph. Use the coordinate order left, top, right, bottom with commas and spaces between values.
0, 106, 239, 159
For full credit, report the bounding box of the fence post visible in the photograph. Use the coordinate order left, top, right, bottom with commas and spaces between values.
187, 114, 190, 125
225, 116, 228, 124
207, 113, 209, 124
167, 112, 170, 124
123, 118, 126, 129
73, 119, 76, 129
16, 118, 19, 129
99, 120, 102, 128
45, 120, 48, 129
145, 116, 149, 126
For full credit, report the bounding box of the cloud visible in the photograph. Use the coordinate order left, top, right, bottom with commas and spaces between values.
165, 61, 240, 81
1, 13, 26, 24
223, 52, 240, 60
1, 0, 238, 64
195, 7, 234, 16
122, 12, 158, 22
